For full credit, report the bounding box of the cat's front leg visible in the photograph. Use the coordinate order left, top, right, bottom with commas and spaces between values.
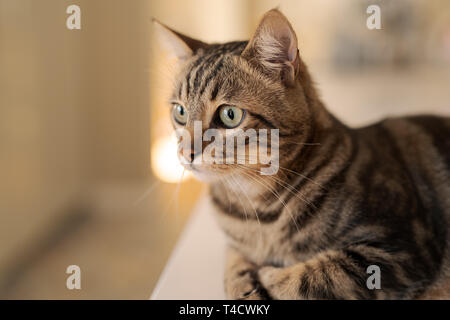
224, 246, 271, 300
258, 249, 385, 300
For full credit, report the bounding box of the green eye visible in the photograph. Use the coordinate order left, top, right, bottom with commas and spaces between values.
219, 105, 244, 128
172, 104, 187, 125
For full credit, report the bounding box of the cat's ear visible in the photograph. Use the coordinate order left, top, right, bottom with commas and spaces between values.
153, 19, 208, 60
242, 9, 299, 86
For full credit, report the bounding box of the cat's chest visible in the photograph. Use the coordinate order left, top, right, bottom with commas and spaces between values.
212, 204, 298, 267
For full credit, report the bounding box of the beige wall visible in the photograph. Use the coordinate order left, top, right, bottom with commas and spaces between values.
1, 0, 85, 266
0, 0, 152, 281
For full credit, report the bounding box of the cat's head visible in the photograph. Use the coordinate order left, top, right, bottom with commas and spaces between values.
155, 9, 318, 182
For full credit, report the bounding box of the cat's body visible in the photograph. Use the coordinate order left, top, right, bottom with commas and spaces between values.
213, 114, 450, 299
155, 9, 450, 299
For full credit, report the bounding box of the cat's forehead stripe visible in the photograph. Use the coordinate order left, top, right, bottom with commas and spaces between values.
200, 57, 224, 98
181, 41, 248, 101
208, 62, 224, 101
192, 53, 221, 98
185, 55, 204, 98
186, 53, 221, 101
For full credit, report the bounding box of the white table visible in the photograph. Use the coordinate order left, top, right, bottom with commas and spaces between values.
151, 195, 227, 299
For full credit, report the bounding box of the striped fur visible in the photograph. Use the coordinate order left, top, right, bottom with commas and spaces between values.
156, 9, 450, 299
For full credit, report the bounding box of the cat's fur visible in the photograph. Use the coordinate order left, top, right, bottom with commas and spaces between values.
155, 9, 450, 299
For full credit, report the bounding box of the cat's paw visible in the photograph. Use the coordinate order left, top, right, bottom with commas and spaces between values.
225, 269, 269, 300
238, 286, 268, 300
258, 266, 291, 299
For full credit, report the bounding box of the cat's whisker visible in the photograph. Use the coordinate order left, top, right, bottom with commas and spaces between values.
222, 175, 249, 231
157, 169, 187, 227
240, 167, 348, 246
236, 166, 301, 235
229, 154, 327, 191
236, 164, 318, 217
277, 140, 322, 147
133, 179, 161, 206
263, 172, 318, 211
221, 176, 234, 219
276, 166, 327, 191
173, 168, 185, 222
229, 172, 264, 242
232, 162, 318, 211
235, 164, 305, 200
235, 163, 322, 230
225, 174, 250, 229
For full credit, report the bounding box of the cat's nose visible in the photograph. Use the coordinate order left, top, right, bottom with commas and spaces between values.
180, 149, 201, 163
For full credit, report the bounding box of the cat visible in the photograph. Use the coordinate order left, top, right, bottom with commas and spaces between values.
154, 9, 450, 299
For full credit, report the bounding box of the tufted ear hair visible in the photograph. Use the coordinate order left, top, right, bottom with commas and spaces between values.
242, 9, 300, 86
153, 19, 208, 60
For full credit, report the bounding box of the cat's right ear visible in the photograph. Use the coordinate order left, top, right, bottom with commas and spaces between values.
242, 9, 299, 86
153, 19, 208, 60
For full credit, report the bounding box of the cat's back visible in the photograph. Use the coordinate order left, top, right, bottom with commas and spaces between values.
370, 115, 450, 298
354, 115, 449, 205
384, 115, 450, 170
362, 115, 450, 222
378, 115, 450, 201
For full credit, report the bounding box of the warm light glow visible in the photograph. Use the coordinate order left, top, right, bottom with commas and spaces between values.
151, 134, 191, 183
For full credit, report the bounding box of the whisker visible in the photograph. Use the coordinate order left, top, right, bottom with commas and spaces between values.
133, 179, 161, 206
278, 140, 322, 146
158, 169, 186, 226
231, 154, 327, 191
264, 172, 318, 211
173, 169, 185, 222
222, 176, 252, 238
235, 166, 301, 235
229, 172, 264, 242
276, 166, 327, 191
234, 165, 347, 244
233, 162, 318, 211
226, 174, 250, 229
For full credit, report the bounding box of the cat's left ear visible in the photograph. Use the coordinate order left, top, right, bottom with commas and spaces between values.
242, 9, 299, 86
153, 19, 208, 60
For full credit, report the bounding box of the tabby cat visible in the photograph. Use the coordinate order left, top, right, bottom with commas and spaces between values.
155, 9, 450, 299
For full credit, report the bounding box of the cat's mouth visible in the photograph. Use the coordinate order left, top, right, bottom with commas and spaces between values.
179, 159, 229, 182
183, 162, 199, 172
179, 159, 209, 178
184, 164, 219, 182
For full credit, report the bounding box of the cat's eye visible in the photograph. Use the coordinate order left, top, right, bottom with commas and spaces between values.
218, 105, 244, 128
172, 103, 187, 125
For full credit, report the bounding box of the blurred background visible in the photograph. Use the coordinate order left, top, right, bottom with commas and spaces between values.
0, 0, 449, 299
